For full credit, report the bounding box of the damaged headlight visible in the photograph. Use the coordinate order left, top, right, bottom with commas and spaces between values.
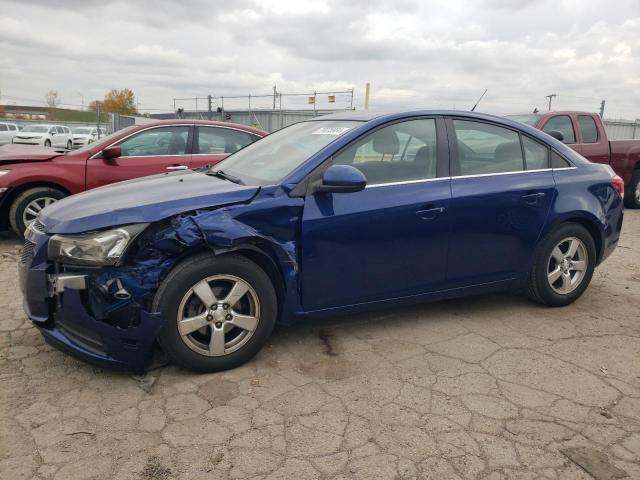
48, 224, 148, 266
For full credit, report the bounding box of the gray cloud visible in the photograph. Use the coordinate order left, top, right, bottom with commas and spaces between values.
0, 0, 639, 118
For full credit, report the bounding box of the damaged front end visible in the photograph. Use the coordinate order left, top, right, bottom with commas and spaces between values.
20, 187, 304, 372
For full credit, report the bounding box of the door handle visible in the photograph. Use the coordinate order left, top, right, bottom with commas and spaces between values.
416, 206, 445, 220
166, 165, 188, 171
521, 192, 545, 204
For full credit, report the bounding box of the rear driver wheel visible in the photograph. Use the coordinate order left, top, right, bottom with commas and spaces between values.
154, 253, 277, 372
527, 223, 596, 307
624, 170, 640, 209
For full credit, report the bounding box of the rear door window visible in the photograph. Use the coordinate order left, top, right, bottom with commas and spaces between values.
452, 120, 524, 175
0, 124, 7, 132
196, 127, 254, 154
522, 136, 549, 170
542, 116, 576, 144
578, 115, 598, 143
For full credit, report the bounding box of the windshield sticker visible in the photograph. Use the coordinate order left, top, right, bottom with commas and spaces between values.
311, 127, 351, 135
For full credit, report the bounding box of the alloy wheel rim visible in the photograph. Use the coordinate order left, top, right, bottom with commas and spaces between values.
176, 275, 260, 357
23, 197, 57, 226
547, 236, 588, 295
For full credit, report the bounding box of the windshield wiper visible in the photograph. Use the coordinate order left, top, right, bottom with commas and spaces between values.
209, 169, 245, 185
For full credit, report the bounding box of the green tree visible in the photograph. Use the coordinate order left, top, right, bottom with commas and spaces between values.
101, 88, 138, 115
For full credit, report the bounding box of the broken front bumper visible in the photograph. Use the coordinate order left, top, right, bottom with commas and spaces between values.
19, 228, 164, 373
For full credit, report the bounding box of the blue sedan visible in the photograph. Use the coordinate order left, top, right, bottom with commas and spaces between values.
20, 110, 625, 372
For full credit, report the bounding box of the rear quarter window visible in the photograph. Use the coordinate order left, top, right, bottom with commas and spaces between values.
551, 151, 572, 168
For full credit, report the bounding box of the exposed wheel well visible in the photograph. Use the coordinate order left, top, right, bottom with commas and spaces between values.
154, 245, 287, 318
230, 247, 286, 316
0, 182, 71, 229
551, 218, 602, 263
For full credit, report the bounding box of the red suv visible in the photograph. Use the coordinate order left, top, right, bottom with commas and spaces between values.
0, 120, 267, 236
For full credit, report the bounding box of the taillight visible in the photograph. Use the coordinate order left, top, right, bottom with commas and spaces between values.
611, 175, 625, 199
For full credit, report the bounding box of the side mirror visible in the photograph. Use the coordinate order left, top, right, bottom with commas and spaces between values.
315, 165, 367, 194
102, 145, 122, 161
546, 130, 564, 142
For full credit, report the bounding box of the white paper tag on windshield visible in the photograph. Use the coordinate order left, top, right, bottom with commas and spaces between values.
311, 127, 350, 135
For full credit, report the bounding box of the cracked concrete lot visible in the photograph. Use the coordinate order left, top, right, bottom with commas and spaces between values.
1, 213, 640, 480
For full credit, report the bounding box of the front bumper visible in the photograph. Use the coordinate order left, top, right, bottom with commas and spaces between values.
72, 138, 90, 147
19, 228, 164, 372
13, 139, 43, 145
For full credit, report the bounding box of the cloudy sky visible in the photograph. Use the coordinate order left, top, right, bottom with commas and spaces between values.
1, 0, 639, 118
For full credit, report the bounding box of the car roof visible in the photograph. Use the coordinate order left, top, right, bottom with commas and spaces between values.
308, 109, 589, 166
310, 109, 527, 125
507, 111, 597, 117
133, 119, 268, 136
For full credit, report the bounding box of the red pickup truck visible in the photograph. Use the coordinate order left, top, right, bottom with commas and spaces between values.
508, 111, 640, 208
0, 120, 267, 236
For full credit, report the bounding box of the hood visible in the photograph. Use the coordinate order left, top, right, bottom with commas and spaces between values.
40, 170, 260, 234
0, 144, 66, 164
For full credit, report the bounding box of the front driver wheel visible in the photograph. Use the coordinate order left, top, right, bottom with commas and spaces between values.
44, 139, 51, 147
527, 223, 596, 307
9, 187, 66, 238
66, 140, 72, 150
154, 253, 277, 372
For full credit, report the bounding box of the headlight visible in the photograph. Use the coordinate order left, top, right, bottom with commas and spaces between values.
48, 224, 148, 266
0, 170, 10, 176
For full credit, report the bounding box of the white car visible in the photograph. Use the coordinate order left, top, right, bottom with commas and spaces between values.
12, 124, 74, 149
0, 122, 19, 145
71, 126, 107, 148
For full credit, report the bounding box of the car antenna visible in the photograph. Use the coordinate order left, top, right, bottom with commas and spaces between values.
470, 89, 488, 112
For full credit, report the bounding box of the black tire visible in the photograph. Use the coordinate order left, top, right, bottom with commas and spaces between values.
66, 140, 72, 150
9, 187, 67, 238
624, 170, 640, 209
527, 223, 597, 307
154, 253, 277, 373
44, 139, 51, 147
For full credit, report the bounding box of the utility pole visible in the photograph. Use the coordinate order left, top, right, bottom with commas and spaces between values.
599, 100, 606, 118
273, 85, 277, 110
364, 83, 371, 110
545, 93, 557, 111
207, 95, 213, 120
95, 101, 101, 138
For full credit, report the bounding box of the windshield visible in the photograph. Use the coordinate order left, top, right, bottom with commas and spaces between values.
506, 114, 540, 127
73, 126, 135, 153
73, 127, 92, 134
212, 120, 360, 185
23, 125, 49, 133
